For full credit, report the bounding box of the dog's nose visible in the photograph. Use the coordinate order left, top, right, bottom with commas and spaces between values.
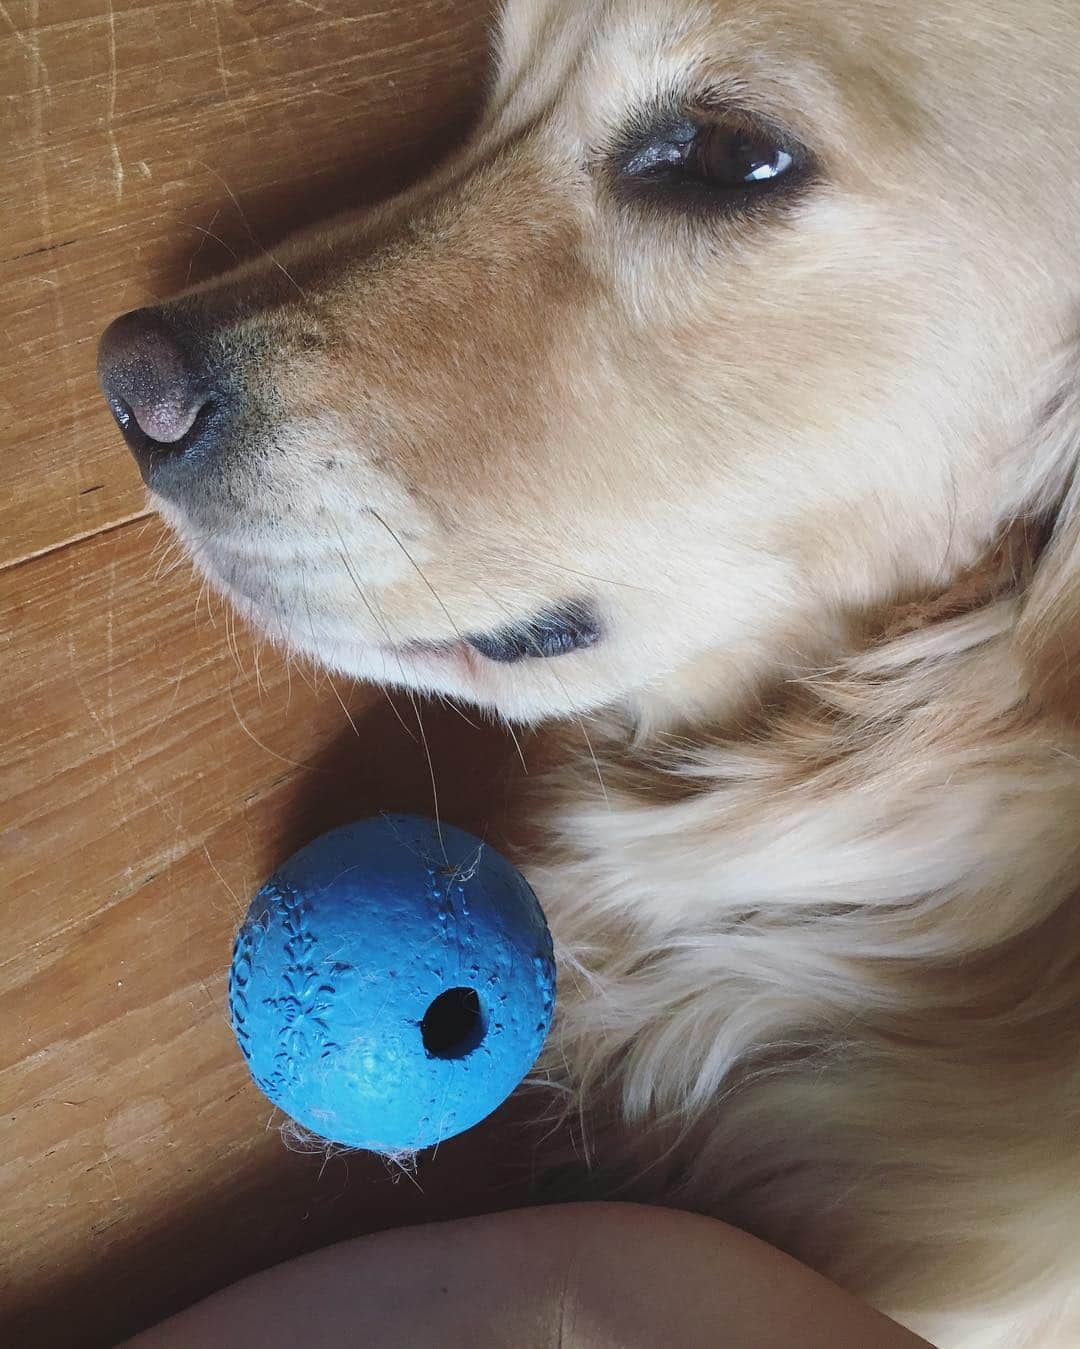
97, 308, 217, 476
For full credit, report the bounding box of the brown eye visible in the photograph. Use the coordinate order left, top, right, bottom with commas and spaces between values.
617, 114, 809, 212
690, 124, 795, 187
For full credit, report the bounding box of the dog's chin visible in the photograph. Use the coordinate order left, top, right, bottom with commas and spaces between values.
151, 497, 623, 721
187, 558, 606, 723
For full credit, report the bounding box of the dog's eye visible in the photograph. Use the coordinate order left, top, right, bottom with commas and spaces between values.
690, 124, 794, 185
619, 114, 808, 210
467, 601, 601, 664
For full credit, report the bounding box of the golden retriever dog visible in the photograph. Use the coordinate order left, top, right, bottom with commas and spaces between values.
98, 1, 1080, 1343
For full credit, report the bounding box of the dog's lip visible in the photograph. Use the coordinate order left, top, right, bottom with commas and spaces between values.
397, 637, 485, 677
229, 582, 486, 676
190, 554, 472, 665
399, 637, 459, 658
176, 531, 532, 678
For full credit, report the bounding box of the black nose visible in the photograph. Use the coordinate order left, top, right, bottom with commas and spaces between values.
97, 308, 218, 480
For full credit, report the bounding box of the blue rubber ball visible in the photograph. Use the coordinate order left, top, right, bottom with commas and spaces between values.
229, 815, 555, 1154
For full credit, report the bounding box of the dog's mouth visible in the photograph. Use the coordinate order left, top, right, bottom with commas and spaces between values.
354, 599, 605, 672
463, 601, 602, 665
398, 601, 602, 669
184, 523, 603, 671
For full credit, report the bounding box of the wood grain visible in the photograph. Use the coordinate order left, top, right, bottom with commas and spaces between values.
0, 5, 567, 1346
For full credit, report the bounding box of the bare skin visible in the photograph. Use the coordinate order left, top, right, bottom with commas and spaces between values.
129, 1204, 932, 1348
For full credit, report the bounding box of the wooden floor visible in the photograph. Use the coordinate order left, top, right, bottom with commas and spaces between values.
0, 4, 559, 1344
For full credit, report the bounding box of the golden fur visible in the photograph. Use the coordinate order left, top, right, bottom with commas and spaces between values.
133, 2, 1080, 1342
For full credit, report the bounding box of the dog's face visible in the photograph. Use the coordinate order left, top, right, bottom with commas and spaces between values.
99, 0, 1080, 722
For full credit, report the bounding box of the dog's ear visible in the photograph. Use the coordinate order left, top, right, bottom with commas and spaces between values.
1015, 345, 1080, 718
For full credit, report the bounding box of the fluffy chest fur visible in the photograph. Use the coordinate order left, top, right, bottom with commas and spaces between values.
528, 579, 1080, 1344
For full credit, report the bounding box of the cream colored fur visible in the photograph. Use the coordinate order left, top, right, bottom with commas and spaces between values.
146, 2, 1080, 1343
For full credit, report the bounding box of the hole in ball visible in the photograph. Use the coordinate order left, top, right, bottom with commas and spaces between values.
421, 987, 485, 1059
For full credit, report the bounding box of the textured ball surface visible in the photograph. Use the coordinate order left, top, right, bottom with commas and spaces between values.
229, 815, 555, 1154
